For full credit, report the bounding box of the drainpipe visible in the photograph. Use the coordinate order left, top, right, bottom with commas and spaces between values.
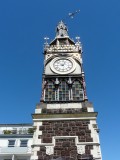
12, 155, 14, 160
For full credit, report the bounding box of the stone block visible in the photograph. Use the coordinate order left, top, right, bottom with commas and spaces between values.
38, 156, 43, 160
61, 151, 70, 156
55, 142, 62, 146
39, 126, 45, 130
86, 129, 91, 133
66, 127, 71, 132
55, 130, 61, 135
55, 123, 62, 127
69, 132, 76, 136
38, 135, 41, 139
59, 127, 64, 131
76, 122, 82, 126
79, 126, 86, 129
43, 121, 49, 125
69, 122, 75, 126
47, 130, 54, 134
62, 142, 70, 147
40, 146, 46, 151
44, 155, 50, 160
85, 149, 90, 154
70, 150, 77, 155
42, 137, 52, 143
37, 151, 42, 155
62, 131, 69, 136
79, 139, 86, 142
46, 126, 52, 130
54, 146, 62, 150
86, 138, 93, 142
63, 123, 68, 127
76, 131, 85, 136
72, 127, 78, 131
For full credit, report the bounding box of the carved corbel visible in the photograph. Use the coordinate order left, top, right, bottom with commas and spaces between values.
46, 146, 54, 155
77, 145, 85, 154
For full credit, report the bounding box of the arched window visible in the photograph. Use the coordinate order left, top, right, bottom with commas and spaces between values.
45, 80, 55, 101
72, 80, 84, 101
44, 79, 84, 102
59, 80, 69, 101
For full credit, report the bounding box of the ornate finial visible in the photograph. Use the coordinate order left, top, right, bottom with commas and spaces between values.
76, 36, 80, 43
56, 21, 68, 38
44, 37, 49, 45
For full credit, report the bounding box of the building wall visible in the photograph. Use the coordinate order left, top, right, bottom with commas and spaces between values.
0, 124, 33, 160
0, 139, 33, 148
31, 102, 102, 160
37, 120, 93, 160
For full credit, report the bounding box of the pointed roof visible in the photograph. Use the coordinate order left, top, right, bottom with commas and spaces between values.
56, 21, 68, 38
50, 21, 75, 45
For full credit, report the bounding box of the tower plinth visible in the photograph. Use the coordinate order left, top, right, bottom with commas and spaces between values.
31, 22, 102, 160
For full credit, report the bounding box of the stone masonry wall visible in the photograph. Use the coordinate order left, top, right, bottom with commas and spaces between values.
37, 120, 93, 160
41, 108, 87, 114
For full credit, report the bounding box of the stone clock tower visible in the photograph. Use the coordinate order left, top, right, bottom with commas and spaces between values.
31, 21, 102, 160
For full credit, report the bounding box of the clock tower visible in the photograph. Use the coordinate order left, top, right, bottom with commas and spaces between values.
31, 21, 102, 160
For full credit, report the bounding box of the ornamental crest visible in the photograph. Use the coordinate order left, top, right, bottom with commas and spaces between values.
46, 146, 54, 155
77, 145, 85, 154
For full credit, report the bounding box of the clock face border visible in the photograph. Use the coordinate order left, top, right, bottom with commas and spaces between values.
50, 57, 76, 74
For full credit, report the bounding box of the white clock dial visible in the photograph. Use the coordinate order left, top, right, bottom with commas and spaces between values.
53, 59, 73, 72
50, 57, 76, 74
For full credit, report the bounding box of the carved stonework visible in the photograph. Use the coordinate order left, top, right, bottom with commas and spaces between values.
56, 21, 68, 37
27, 147, 31, 153
51, 157, 65, 160
45, 45, 80, 53
46, 54, 53, 60
77, 145, 85, 154
46, 146, 54, 155
96, 145, 101, 157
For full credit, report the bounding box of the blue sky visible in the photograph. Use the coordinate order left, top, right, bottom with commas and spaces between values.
0, 0, 120, 159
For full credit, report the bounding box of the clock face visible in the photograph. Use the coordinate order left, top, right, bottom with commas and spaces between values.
50, 57, 76, 74
53, 59, 73, 72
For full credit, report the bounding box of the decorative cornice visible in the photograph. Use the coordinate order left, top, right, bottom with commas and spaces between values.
0, 123, 32, 126
0, 134, 33, 138
32, 112, 98, 120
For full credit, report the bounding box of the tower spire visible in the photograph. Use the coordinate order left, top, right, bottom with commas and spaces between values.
31, 21, 102, 160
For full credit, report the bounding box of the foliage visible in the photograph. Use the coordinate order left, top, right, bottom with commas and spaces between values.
3, 130, 12, 134
28, 128, 35, 134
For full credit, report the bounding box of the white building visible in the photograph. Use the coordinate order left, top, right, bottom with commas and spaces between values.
0, 124, 33, 160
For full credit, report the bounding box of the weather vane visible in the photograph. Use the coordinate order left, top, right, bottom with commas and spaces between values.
63, 9, 80, 21
44, 10, 80, 45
